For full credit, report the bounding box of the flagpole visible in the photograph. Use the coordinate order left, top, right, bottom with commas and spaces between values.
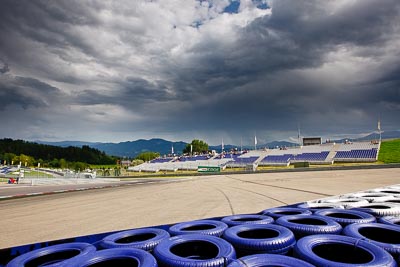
297, 123, 301, 147
254, 133, 257, 150
378, 119, 381, 142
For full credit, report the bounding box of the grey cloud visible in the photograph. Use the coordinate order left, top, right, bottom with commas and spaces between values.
0, 0, 399, 143
74, 77, 174, 108
0, 75, 66, 110
0, 59, 10, 74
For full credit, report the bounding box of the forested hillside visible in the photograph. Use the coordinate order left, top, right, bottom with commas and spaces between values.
0, 138, 117, 166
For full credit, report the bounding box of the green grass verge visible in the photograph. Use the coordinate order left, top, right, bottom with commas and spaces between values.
378, 139, 400, 163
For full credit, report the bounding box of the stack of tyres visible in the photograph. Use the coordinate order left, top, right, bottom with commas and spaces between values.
6, 243, 96, 267
5, 184, 400, 267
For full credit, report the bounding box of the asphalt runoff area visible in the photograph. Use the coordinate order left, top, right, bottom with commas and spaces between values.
0, 167, 399, 249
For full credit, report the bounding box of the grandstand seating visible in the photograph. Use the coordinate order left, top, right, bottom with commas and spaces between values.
150, 158, 172, 163
292, 152, 329, 162
334, 148, 378, 161
176, 155, 210, 162
333, 142, 379, 162
226, 156, 259, 167
0, 167, 11, 174
128, 141, 381, 172
260, 155, 291, 165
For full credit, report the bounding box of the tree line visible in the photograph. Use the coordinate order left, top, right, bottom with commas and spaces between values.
0, 138, 118, 168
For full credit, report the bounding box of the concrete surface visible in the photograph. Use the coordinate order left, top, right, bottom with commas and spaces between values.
0, 168, 399, 249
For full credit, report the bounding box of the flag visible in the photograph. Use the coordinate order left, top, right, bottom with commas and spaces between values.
254, 135, 257, 145
190, 144, 193, 154
221, 138, 224, 151
171, 145, 174, 154
378, 120, 381, 131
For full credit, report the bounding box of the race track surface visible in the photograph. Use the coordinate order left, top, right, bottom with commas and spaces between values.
0, 168, 399, 249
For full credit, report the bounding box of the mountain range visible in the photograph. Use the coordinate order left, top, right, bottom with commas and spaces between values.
37, 130, 400, 158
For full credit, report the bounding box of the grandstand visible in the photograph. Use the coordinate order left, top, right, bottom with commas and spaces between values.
0, 166, 12, 176
127, 141, 381, 173
333, 142, 379, 162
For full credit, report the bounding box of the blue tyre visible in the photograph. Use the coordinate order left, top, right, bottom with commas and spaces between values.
169, 220, 228, 237
379, 216, 400, 226
153, 234, 236, 267
294, 234, 396, 267
99, 227, 170, 251
6, 242, 96, 267
261, 207, 312, 219
228, 254, 315, 267
343, 222, 400, 257
222, 224, 295, 256
64, 248, 157, 267
275, 215, 342, 238
314, 208, 376, 226
221, 214, 274, 227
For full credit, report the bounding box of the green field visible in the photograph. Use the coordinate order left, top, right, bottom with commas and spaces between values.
378, 139, 400, 163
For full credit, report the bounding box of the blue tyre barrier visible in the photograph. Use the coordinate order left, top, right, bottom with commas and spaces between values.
294, 234, 396, 267
65, 248, 157, 267
169, 220, 228, 237
221, 214, 274, 227
379, 216, 400, 226
314, 208, 376, 226
6, 242, 96, 267
222, 224, 295, 256
153, 234, 236, 267
343, 222, 400, 257
275, 215, 342, 238
99, 227, 170, 251
227, 254, 315, 267
261, 207, 312, 219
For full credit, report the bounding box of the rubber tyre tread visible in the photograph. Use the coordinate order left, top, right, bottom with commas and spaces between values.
350, 192, 393, 202
348, 202, 400, 217
318, 197, 369, 208
169, 219, 228, 237
343, 222, 400, 256
221, 214, 274, 227
99, 227, 170, 251
261, 207, 312, 219
297, 202, 344, 212
153, 234, 236, 267
6, 242, 96, 267
64, 247, 157, 267
314, 208, 376, 226
222, 224, 295, 254
275, 215, 342, 238
294, 234, 396, 267
227, 254, 315, 267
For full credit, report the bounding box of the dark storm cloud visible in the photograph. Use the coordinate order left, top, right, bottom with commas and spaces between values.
0, 74, 65, 110
156, 0, 400, 138
0, 0, 399, 143
74, 77, 174, 107
0, 60, 10, 74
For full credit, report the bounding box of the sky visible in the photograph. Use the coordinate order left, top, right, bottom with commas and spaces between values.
0, 0, 399, 146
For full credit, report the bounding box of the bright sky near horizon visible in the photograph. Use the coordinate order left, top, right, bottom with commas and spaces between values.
0, 0, 399, 145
